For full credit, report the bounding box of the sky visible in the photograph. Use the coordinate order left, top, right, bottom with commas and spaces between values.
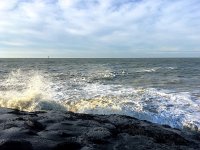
0, 0, 200, 58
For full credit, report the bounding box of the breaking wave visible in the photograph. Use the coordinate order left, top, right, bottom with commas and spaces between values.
0, 70, 65, 111
135, 67, 176, 73
65, 84, 200, 131
0, 70, 200, 131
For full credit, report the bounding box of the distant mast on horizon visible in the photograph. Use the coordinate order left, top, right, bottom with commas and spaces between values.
48, 56, 50, 59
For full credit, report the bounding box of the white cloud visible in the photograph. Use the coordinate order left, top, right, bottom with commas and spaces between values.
0, 0, 200, 57
0, 0, 18, 11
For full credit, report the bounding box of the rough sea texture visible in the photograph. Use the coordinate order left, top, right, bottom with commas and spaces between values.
0, 58, 200, 131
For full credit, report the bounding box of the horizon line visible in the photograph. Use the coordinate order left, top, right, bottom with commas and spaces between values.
0, 57, 200, 59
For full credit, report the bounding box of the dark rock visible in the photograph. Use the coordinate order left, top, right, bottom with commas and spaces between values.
162, 124, 172, 128
81, 145, 95, 150
35, 111, 47, 114
2, 123, 18, 130
0, 140, 33, 150
38, 130, 73, 141
106, 115, 133, 126
25, 130, 38, 135
53, 139, 82, 150
86, 127, 111, 141
9, 109, 37, 116
0, 108, 199, 150
118, 124, 190, 145
76, 120, 101, 127
25, 119, 45, 131
16, 117, 24, 121
59, 131, 75, 137
103, 123, 116, 130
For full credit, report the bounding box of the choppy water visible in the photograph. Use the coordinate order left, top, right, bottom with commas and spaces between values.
0, 58, 200, 131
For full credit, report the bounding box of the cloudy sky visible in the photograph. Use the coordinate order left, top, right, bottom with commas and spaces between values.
0, 0, 200, 58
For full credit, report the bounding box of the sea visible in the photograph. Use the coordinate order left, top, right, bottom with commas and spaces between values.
0, 58, 200, 131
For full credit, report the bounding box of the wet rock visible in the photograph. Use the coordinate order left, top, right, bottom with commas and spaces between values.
81, 145, 95, 150
0, 108, 14, 114
53, 139, 82, 150
25, 119, 45, 131
0, 108, 200, 150
2, 123, 18, 130
86, 127, 111, 141
103, 123, 116, 130
106, 115, 136, 126
76, 120, 101, 127
114, 134, 168, 150
0, 140, 33, 150
118, 124, 190, 145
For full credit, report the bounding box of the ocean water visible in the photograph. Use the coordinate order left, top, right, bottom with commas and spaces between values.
0, 58, 200, 131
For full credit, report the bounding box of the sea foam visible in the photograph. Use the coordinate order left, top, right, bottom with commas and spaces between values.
0, 70, 65, 111
0, 70, 200, 131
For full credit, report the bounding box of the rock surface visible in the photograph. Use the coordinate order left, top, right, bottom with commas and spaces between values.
0, 107, 199, 150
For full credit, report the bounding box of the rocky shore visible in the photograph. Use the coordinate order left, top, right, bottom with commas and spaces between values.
0, 107, 199, 150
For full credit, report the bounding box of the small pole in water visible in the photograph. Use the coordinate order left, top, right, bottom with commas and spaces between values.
48, 56, 50, 59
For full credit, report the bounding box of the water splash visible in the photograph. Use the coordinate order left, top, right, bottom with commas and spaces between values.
0, 70, 65, 111
0, 69, 200, 131
64, 84, 200, 131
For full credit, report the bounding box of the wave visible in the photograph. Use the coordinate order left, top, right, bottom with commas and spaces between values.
60, 83, 200, 131
135, 67, 176, 73
136, 68, 158, 73
0, 70, 65, 111
0, 70, 200, 132
89, 70, 116, 81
